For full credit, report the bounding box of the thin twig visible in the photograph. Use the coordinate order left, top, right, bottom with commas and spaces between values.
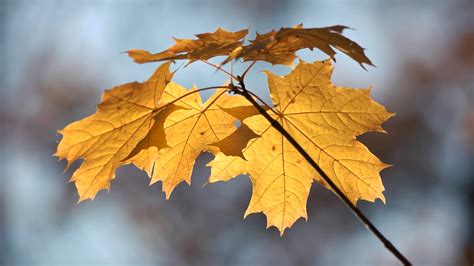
231, 60, 234, 84
234, 80, 411, 266
201, 89, 228, 112
199, 60, 238, 80
241, 60, 257, 80
154, 85, 230, 113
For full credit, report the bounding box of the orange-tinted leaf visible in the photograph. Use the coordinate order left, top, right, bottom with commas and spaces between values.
224, 24, 373, 69
128, 27, 248, 64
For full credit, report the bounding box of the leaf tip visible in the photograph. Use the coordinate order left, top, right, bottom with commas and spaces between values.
382, 162, 393, 170
379, 194, 386, 204
76, 194, 91, 204
62, 162, 72, 174
125, 49, 150, 64
163, 186, 174, 200
279, 229, 286, 237
149, 177, 158, 187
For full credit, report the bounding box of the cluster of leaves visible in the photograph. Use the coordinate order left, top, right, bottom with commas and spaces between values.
128, 24, 373, 68
56, 25, 392, 234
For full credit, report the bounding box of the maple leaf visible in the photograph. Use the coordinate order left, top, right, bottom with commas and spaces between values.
127, 27, 248, 64
55, 25, 411, 264
125, 83, 251, 198
223, 24, 373, 68
55, 62, 173, 201
208, 60, 393, 234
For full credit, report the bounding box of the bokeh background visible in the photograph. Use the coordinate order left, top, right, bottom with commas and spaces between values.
1, 0, 473, 265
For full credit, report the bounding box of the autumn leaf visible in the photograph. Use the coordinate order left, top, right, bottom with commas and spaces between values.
276, 25, 373, 68
125, 83, 251, 198
55, 62, 173, 202
208, 60, 393, 234
55, 24, 412, 263
128, 24, 371, 69
127, 27, 248, 64
223, 24, 373, 68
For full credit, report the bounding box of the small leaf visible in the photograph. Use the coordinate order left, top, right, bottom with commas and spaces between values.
127, 27, 249, 64
223, 24, 373, 69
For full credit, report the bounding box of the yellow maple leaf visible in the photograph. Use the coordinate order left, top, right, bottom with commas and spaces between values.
224, 24, 373, 68
55, 62, 173, 202
208, 60, 393, 234
126, 83, 251, 198
127, 27, 248, 64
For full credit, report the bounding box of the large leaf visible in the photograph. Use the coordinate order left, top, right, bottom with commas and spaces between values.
55, 62, 173, 201
209, 60, 393, 233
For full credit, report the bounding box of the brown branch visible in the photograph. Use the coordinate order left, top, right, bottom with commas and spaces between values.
241, 60, 257, 80
243, 89, 279, 116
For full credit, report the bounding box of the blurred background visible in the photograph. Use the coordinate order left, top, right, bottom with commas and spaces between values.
1, 0, 473, 265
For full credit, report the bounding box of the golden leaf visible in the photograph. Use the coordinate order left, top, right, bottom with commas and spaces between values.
208, 60, 393, 234
55, 62, 173, 202
126, 83, 251, 198
127, 27, 248, 64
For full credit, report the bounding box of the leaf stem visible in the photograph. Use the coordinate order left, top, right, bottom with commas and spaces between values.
241, 60, 257, 80
155, 86, 230, 113
201, 89, 228, 112
200, 60, 238, 80
234, 80, 411, 266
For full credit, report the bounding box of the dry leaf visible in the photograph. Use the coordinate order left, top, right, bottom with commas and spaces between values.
224, 24, 373, 68
208, 60, 393, 233
128, 27, 248, 64
55, 62, 173, 201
